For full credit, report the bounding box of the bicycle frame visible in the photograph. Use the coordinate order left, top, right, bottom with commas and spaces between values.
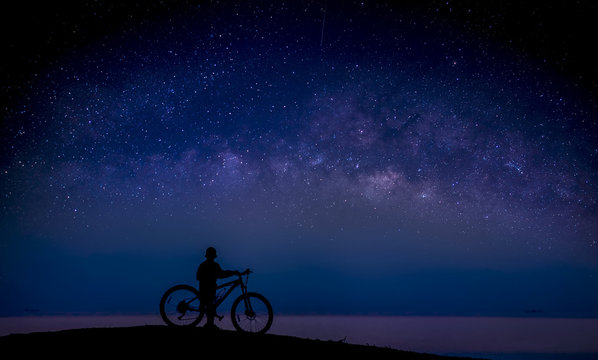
211, 275, 247, 309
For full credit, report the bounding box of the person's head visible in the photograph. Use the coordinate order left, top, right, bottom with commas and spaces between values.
205, 246, 217, 260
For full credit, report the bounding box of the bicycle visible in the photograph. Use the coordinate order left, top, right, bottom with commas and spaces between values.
159, 269, 273, 334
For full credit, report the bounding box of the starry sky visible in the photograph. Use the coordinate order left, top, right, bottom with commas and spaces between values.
1, 1, 598, 317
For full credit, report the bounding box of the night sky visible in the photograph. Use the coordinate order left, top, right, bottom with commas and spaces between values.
1, 1, 598, 317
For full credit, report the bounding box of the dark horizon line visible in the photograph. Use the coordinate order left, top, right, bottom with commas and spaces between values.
2, 311, 598, 319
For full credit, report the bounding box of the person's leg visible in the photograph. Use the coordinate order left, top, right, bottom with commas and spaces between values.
206, 305, 215, 326
204, 289, 217, 328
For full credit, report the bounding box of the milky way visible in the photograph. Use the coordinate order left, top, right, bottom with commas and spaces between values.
2, 1, 598, 316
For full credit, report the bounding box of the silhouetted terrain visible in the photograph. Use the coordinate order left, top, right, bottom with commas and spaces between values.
0, 325, 482, 359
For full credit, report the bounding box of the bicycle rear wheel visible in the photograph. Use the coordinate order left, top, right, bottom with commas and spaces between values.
159, 284, 204, 327
230, 292, 273, 334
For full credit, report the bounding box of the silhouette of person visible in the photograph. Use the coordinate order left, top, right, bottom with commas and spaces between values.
196, 247, 240, 330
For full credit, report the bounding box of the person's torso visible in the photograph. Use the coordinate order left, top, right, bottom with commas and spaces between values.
197, 260, 221, 290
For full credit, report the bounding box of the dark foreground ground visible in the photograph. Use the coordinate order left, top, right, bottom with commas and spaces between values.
0, 325, 482, 359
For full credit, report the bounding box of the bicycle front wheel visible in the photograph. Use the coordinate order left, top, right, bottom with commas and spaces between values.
230, 292, 273, 334
159, 284, 203, 327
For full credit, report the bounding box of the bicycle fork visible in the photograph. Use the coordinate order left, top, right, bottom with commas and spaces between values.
241, 297, 255, 318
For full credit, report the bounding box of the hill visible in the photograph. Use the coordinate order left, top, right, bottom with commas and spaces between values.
0, 325, 482, 359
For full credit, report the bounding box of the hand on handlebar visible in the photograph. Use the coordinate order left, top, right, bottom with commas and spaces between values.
233, 269, 251, 277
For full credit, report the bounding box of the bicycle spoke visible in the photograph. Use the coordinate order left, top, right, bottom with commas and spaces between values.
231, 293, 273, 334
160, 285, 204, 327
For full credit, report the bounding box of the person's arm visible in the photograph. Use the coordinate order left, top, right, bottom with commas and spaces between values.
216, 263, 240, 279
218, 270, 241, 279
218, 269, 240, 278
